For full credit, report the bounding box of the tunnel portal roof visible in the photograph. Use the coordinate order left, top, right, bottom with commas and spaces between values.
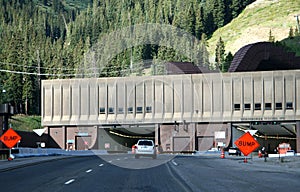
228, 42, 300, 72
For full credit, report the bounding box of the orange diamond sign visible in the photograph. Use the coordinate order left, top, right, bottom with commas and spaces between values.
0, 128, 21, 148
234, 132, 260, 156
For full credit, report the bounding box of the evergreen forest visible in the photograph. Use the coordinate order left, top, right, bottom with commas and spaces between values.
0, 0, 255, 115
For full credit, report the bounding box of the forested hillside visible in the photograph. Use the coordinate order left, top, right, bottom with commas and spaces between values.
0, 0, 254, 115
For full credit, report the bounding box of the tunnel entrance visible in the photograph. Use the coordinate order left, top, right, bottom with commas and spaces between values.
232, 122, 297, 154
97, 125, 155, 152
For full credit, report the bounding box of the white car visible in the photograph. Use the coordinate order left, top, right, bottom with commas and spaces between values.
134, 139, 157, 159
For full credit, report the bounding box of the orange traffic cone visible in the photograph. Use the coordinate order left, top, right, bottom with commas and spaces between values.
8, 154, 15, 161
132, 145, 137, 154
220, 149, 225, 159
258, 150, 262, 158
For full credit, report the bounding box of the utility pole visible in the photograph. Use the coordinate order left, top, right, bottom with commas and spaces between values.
36, 50, 41, 114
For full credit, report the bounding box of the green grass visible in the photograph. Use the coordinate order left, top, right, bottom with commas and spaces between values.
208, 0, 300, 59
10, 115, 42, 132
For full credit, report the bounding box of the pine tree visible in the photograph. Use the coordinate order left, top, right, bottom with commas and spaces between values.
215, 37, 225, 70
268, 29, 275, 42
222, 51, 233, 72
199, 33, 210, 68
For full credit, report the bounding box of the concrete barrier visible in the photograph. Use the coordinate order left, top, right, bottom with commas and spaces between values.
14, 147, 108, 158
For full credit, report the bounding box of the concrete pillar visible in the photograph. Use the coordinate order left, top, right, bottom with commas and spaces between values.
296, 121, 300, 153
155, 124, 161, 145
194, 123, 199, 151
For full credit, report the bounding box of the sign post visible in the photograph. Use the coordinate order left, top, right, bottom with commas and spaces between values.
234, 132, 260, 163
0, 128, 21, 160
33, 128, 46, 148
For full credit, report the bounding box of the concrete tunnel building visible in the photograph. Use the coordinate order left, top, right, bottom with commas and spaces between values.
41, 42, 300, 153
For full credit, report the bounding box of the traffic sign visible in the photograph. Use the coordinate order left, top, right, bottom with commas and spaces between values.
244, 130, 257, 136
33, 128, 46, 137
234, 132, 260, 156
0, 128, 21, 148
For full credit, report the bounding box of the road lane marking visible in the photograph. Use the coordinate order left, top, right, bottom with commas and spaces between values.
172, 160, 178, 166
124, 157, 128, 160
108, 160, 112, 163
86, 169, 92, 173
99, 164, 104, 167
64, 179, 75, 185
116, 158, 121, 160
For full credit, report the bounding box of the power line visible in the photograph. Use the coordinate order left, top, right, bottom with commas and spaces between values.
0, 61, 77, 71
0, 60, 171, 77
0, 67, 139, 77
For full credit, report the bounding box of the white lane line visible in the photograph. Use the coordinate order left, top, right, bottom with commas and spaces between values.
171, 160, 178, 166
108, 160, 112, 163
124, 157, 128, 160
116, 158, 121, 161
64, 179, 75, 185
86, 169, 92, 173
99, 164, 104, 167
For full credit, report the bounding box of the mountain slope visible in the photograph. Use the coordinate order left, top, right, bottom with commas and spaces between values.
208, 0, 300, 58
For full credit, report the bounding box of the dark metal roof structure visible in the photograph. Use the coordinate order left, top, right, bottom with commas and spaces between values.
165, 62, 214, 74
228, 42, 300, 72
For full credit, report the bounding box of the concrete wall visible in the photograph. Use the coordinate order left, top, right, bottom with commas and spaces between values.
41, 70, 300, 151
42, 70, 300, 126
157, 123, 230, 152
44, 126, 97, 150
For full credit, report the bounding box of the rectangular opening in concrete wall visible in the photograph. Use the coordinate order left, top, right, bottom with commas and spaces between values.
265, 103, 272, 110
99, 107, 105, 114
128, 107, 133, 114
286, 102, 293, 110
244, 103, 251, 110
255, 103, 261, 110
275, 103, 282, 110
234, 104, 240, 111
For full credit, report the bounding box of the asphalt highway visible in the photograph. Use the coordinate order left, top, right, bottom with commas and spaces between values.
0, 154, 300, 192
0, 155, 191, 192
